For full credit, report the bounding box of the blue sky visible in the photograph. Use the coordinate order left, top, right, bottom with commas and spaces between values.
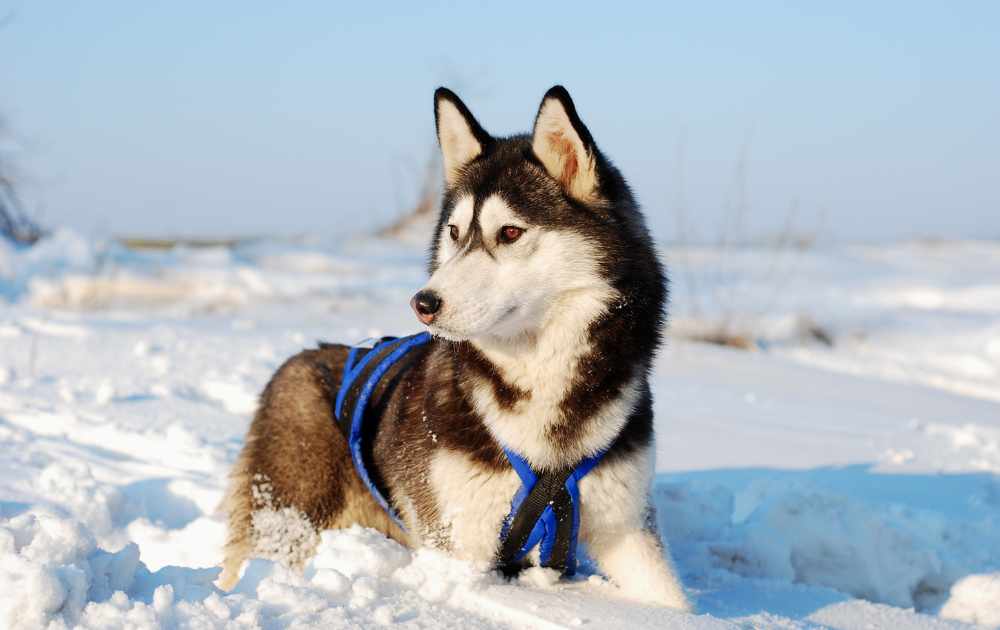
2, 2, 998, 242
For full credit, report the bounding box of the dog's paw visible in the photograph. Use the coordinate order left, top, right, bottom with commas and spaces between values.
609, 573, 694, 611
639, 584, 695, 613
665, 594, 696, 614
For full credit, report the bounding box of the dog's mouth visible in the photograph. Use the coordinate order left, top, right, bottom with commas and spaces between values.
425, 321, 466, 341
425, 304, 520, 342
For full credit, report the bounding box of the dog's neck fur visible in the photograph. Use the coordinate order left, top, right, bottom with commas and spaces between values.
459, 285, 639, 470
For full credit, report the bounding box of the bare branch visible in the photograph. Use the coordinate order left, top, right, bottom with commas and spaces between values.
0, 113, 46, 245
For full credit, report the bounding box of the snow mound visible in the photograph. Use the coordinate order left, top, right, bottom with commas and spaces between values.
0, 510, 214, 630
657, 479, 1000, 614
0, 511, 512, 630
940, 573, 1000, 628
711, 490, 950, 609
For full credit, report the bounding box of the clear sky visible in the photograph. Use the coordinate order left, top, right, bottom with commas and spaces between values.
2, 2, 998, 242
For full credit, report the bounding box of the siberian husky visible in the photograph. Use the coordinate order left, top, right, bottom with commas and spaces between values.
220, 86, 690, 610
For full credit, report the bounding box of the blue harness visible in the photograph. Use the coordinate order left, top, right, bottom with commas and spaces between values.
333, 333, 607, 576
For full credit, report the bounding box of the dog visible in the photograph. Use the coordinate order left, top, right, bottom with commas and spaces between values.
219, 86, 691, 611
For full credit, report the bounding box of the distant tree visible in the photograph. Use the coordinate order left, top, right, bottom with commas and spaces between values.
1, 11, 44, 245
0, 114, 44, 245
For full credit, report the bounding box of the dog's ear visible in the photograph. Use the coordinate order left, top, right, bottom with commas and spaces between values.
435, 88, 492, 186
532, 86, 600, 202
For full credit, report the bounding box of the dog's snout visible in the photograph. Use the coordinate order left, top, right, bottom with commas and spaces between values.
411, 289, 442, 324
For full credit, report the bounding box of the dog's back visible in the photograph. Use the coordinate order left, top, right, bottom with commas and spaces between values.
218, 344, 408, 589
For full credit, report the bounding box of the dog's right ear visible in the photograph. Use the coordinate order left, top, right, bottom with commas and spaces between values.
434, 88, 491, 186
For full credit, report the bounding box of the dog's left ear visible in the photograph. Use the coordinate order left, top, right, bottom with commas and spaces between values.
532, 86, 600, 202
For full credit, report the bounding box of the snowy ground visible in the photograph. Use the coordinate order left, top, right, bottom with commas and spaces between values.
1, 229, 999, 629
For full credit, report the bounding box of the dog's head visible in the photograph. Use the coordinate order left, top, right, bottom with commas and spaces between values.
412, 86, 643, 342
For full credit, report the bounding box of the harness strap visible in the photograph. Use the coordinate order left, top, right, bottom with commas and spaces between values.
335, 340, 383, 439
331, 332, 607, 577
498, 446, 607, 576
334, 332, 432, 527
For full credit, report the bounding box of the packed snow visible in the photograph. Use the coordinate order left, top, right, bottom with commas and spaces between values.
1, 229, 998, 629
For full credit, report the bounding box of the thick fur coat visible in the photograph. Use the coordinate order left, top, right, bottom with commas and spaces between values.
220, 86, 691, 610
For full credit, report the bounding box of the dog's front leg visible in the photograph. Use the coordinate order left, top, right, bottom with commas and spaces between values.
585, 522, 692, 611
580, 447, 693, 611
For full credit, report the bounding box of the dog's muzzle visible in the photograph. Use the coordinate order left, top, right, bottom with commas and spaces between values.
410, 289, 442, 325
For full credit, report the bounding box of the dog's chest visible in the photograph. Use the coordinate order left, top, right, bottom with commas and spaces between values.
425, 449, 520, 561
419, 446, 651, 564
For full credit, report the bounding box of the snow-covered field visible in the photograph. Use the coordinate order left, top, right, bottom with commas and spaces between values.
1, 229, 999, 629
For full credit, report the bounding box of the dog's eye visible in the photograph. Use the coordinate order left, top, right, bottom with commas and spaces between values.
448, 225, 459, 241
498, 226, 524, 244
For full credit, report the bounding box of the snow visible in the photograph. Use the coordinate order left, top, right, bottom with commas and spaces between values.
2, 231, 999, 629
941, 574, 1000, 627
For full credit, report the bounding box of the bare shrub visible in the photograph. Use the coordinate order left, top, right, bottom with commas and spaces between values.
377, 147, 441, 240
0, 115, 45, 245
668, 137, 830, 350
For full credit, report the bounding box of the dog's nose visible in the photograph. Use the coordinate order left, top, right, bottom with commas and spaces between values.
410, 290, 442, 324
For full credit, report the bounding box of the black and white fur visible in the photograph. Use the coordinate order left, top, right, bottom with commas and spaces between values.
220, 86, 690, 611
